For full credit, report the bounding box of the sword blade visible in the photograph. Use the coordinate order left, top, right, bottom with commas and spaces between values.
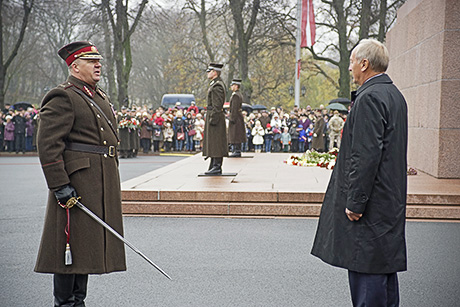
75, 200, 172, 280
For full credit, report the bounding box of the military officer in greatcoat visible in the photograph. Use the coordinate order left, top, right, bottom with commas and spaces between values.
227, 78, 247, 157
202, 63, 228, 174
35, 41, 126, 306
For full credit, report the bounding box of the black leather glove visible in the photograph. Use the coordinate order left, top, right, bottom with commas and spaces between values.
54, 184, 79, 209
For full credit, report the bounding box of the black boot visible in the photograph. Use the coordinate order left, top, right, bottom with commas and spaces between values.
54, 274, 88, 307
205, 157, 223, 175
207, 158, 215, 171
230, 144, 241, 157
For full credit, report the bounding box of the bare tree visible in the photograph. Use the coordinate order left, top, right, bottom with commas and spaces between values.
303, 0, 405, 98
0, 0, 34, 109
228, 0, 260, 102
102, 0, 148, 108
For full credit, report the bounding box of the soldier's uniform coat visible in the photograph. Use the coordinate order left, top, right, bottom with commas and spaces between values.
35, 75, 126, 274
227, 90, 247, 144
203, 76, 228, 158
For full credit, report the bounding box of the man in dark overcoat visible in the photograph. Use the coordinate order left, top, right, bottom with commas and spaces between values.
228, 78, 247, 157
35, 41, 126, 306
202, 63, 227, 174
13, 109, 27, 153
117, 106, 131, 158
311, 39, 408, 306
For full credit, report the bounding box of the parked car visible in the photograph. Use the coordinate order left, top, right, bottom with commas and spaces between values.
161, 94, 196, 110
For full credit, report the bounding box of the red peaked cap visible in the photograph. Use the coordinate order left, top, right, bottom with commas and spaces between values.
58, 41, 103, 66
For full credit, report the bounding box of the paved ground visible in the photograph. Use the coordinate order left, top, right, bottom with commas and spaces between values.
1, 155, 459, 306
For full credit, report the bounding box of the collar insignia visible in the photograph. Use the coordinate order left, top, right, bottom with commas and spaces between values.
83, 86, 93, 97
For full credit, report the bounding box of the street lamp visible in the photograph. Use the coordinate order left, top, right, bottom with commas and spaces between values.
301, 86, 306, 96
289, 85, 294, 97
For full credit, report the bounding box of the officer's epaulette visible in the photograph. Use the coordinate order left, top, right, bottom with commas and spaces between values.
96, 87, 107, 99
58, 82, 74, 90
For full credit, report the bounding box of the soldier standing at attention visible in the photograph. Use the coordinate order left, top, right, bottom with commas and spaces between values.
203, 63, 228, 175
228, 78, 247, 157
35, 41, 126, 306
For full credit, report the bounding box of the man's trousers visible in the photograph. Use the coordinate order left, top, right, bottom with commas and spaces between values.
348, 270, 399, 307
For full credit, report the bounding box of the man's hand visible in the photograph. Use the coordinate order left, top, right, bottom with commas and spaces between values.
54, 184, 79, 209
345, 208, 363, 221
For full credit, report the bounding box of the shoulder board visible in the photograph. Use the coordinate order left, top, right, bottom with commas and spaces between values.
96, 87, 108, 99
58, 82, 74, 90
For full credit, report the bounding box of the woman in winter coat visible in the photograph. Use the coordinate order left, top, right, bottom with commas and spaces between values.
173, 110, 185, 151
139, 113, 153, 153
193, 114, 205, 151
4, 115, 15, 152
251, 120, 265, 153
184, 112, 195, 151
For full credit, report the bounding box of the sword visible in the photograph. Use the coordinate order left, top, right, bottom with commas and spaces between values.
68, 198, 172, 280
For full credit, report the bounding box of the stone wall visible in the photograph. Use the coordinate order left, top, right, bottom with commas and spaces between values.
386, 0, 460, 178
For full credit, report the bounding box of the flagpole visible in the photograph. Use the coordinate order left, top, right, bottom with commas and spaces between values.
295, 0, 302, 108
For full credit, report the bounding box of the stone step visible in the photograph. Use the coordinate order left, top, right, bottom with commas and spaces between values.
122, 190, 460, 205
122, 201, 460, 220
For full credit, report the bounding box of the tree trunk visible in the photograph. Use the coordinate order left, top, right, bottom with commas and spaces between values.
103, 0, 147, 108
359, 0, 372, 40
101, 4, 117, 107
229, 0, 260, 103
333, 0, 350, 98
0, 0, 34, 109
378, 0, 388, 42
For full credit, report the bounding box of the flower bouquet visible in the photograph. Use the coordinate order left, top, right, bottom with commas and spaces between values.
284, 148, 339, 170
129, 117, 140, 130
118, 118, 130, 129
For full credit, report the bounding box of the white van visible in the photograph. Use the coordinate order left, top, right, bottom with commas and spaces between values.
160, 94, 196, 109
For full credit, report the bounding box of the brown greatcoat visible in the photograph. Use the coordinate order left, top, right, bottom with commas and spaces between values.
312, 116, 325, 151
35, 75, 126, 275
203, 76, 228, 158
227, 90, 247, 144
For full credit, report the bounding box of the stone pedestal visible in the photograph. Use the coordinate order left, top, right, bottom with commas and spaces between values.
386, 0, 460, 178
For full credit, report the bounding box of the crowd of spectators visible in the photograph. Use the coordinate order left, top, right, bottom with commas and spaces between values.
0, 101, 347, 156
115, 102, 347, 156
0, 103, 39, 153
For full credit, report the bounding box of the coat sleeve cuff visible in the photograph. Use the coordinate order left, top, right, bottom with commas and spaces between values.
346, 190, 369, 214
41, 160, 70, 190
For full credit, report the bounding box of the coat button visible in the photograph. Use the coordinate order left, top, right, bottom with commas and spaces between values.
97, 114, 101, 118
104, 154, 108, 158
103, 141, 107, 145
100, 127, 104, 131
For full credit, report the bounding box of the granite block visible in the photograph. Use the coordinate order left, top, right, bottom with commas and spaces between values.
229, 203, 322, 217
445, 0, 460, 29
406, 205, 460, 220
438, 129, 460, 178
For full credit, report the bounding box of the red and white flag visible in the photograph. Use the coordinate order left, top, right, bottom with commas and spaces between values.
300, 0, 316, 48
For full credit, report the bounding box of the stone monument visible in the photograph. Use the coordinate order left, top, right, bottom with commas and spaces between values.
386, 0, 460, 179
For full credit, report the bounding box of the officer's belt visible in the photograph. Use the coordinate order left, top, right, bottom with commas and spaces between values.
65, 142, 116, 157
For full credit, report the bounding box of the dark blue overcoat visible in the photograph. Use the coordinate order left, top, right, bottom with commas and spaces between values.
311, 74, 408, 274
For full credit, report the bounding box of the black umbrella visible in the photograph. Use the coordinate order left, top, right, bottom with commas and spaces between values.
329, 97, 351, 105
242, 103, 253, 113
251, 104, 267, 111
326, 102, 348, 111
13, 101, 33, 110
